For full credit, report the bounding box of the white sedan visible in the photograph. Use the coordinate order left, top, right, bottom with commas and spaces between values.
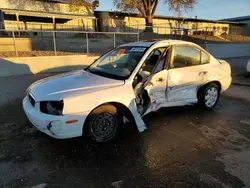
23, 40, 232, 142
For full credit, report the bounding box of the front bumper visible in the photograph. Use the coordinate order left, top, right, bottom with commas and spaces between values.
23, 96, 88, 139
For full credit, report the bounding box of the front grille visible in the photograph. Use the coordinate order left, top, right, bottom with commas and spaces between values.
28, 94, 35, 106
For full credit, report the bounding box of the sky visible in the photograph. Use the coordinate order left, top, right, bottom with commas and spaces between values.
96, 0, 250, 20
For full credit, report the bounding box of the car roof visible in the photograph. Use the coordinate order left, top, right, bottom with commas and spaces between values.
120, 39, 196, 47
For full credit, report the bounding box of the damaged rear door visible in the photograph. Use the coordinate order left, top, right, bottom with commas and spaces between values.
167, 45, 205, 103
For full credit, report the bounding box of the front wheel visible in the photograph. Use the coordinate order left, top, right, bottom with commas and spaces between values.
86, 104, 120, 143
198, 83, 220, 109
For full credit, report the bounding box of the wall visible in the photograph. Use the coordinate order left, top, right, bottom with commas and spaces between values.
0, 55, 98, 77
1, 43, 249, 77
205, 43, 250, 58
4, 20, 54, 30
0, 37, 51, 51
242, 21, 250, 36
0, 37, 117, 53
102, 16, 232, 36
4, 19, 95, 31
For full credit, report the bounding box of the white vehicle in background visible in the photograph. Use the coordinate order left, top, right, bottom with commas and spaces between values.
247, 60, 250, 74
23, 40, 232, 142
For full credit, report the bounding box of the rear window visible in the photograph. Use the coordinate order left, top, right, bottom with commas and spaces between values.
201, 51, 210, 64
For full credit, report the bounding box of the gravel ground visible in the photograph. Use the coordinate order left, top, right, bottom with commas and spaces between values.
0, 51, 85, 58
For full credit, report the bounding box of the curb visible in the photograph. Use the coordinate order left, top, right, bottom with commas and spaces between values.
232, 82, 250, 87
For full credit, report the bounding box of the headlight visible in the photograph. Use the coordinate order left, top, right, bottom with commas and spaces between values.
40, 101, 64, 115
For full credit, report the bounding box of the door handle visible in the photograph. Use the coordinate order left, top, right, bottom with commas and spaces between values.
156, 77, 164, 82
199, 71, 208, 76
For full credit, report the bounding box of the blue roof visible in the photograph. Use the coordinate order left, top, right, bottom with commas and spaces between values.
220, 15, 250, 22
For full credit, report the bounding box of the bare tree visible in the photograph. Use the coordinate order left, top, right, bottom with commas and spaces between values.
69, 0, 92, 6
113, 0, 196, 32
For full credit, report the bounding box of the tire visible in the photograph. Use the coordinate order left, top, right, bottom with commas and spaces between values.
198, 83, 220, 110
86, 104, 120, 143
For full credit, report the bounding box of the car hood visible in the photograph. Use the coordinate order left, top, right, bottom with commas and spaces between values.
29, 70, 124, 101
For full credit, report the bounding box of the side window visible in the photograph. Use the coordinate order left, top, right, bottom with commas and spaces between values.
173, 46, 201, 68
153, 49, 169, 73
201, 51, 210, 64
141, 47, 167, 74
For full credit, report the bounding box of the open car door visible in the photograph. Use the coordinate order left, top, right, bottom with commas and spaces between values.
135, 47, 170, 116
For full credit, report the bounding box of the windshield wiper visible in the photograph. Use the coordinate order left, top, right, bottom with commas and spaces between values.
85, 67, 125, 80
85, 67, 107, 78
85, 67, 95, 74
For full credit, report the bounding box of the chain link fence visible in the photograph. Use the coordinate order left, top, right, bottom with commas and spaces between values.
103, 23, 250, 43
0, 29, 139, 58
0, 24, 249, 58
4, 21, 96, 31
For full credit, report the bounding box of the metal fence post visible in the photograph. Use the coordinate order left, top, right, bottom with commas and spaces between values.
12, 31, 18, 57
114, 33, 116, 48
52, 31, 57, 56
205, 27, 207, 41
86, 32, 89, 56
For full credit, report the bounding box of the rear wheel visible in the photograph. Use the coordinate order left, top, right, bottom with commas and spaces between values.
86, 104, 120, 143
198, 83, 220, 109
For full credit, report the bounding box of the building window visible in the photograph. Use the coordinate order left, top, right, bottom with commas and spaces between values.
222, 27, 228, 32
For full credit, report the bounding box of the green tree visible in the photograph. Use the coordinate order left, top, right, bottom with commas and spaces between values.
113, 0, 196, 32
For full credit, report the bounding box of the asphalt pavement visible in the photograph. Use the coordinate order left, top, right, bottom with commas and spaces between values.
0, 72, 250, 188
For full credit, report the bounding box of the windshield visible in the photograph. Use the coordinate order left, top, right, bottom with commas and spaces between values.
87, 46, 148, 80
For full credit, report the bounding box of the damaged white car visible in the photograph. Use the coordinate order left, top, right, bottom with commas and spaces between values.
23, 40, 232, 142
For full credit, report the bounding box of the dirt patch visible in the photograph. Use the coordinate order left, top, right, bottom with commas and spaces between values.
217, 151, 250, 186
198, 117, 250, 187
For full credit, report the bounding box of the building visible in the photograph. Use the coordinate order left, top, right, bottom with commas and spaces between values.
0, 0, 96, 31
0, 0, 247, 38
220, 16, 250, 36
94, 11, 246, 36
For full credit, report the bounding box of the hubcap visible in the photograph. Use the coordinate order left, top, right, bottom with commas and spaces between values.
91, 112, 117, 140
205, 87, 218, 108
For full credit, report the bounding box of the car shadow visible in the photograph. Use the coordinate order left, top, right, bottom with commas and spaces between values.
0, 58, 32, 77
